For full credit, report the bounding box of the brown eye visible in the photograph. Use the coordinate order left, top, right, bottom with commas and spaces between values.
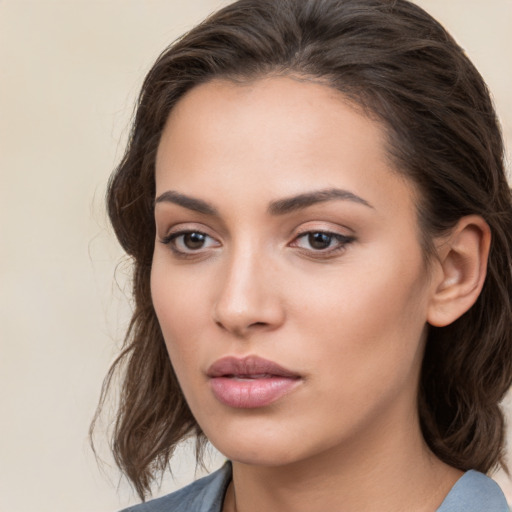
183, 232, 207, 249
291, 230, 355, 256
308, 232, 333, 250
161, 230, 220, 255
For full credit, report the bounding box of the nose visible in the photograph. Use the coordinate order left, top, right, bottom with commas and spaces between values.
212, 246, 286, 337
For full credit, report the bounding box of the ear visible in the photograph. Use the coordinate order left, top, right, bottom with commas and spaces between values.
427, 215, 491, 327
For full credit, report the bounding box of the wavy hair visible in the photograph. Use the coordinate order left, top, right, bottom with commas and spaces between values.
91, 0, 512, 500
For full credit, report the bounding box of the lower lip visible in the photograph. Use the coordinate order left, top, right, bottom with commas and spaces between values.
209, 376, 300, 408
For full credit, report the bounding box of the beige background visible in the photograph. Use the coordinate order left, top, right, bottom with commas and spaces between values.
1, 1, 511, 511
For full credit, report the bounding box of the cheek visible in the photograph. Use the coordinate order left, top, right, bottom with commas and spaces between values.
150, 260, 208, 364
289, 251, 430, 388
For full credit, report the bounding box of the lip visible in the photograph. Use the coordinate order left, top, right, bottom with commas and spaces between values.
207, 355, 302, 408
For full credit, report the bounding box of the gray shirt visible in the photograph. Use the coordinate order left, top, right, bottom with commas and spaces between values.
121, 462, 509, 512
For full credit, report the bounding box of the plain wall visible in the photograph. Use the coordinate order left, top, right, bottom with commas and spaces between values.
1, 1, 511, 511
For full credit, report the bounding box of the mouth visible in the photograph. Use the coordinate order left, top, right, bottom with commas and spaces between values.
206, 355, 302, 409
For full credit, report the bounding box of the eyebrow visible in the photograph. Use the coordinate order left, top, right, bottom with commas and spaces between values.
154, 187, 373, 216
268, 188, 373, 215
155, 190, 218, 215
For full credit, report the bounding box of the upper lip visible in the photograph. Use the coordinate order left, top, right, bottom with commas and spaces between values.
207, 355, 300, 379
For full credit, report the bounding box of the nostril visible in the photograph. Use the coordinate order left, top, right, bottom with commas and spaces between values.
215, 319, 269, 335
249, 321, 268, 328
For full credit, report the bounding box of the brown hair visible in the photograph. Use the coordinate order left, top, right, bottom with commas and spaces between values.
92, 0, 512, 500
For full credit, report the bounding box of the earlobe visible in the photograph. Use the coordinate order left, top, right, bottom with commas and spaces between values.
427, 215, 491, 327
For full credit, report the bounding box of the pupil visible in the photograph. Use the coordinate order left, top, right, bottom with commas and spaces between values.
309, 232, 331, 250
184, 232, 205, 249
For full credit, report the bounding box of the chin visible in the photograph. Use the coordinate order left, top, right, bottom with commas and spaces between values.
216, 443, 301, 468
203, 419, 346, 470
202, 422, 304, 467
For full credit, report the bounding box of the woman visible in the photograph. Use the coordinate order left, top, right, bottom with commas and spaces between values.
94, 0, 512, 510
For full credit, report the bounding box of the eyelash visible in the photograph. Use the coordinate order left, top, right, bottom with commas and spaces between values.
291, 230, 355, 257
160, 230, 219, 258
160, 229, 355, 259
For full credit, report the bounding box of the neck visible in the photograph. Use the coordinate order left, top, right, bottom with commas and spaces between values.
224, 413, 462, 512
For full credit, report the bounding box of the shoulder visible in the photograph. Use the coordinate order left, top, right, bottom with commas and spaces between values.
119, 462, 232, 512
437, 470, 509, 512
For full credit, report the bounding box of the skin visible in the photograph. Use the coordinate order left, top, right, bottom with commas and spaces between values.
150, 76, 484, 512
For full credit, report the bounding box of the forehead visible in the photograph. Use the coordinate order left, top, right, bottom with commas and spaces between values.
155, 76, 417, 219
160, 76, 381, 148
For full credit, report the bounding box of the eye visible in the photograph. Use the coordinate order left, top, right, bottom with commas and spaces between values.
161, 230, 220, 255
291, 231, 354, 254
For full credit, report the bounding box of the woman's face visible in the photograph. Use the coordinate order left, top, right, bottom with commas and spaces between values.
152, 77, 437, 467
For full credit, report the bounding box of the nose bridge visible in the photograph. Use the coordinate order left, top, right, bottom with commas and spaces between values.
213, 236, 283, 335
